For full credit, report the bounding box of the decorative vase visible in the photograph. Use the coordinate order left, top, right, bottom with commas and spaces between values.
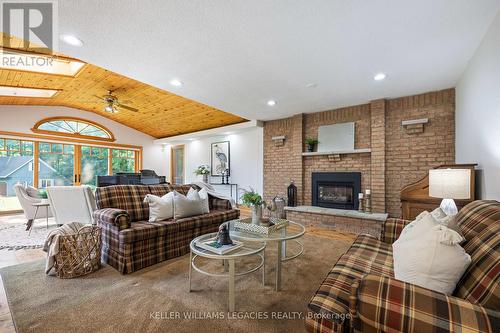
251, 205, 262, 225
306, 144, 314, 152
202, 174, 209, 183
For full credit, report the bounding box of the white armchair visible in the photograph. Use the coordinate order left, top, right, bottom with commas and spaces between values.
13, 184, 53, 228
46, 186, 97, 225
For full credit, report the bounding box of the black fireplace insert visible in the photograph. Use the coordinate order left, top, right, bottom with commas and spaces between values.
312, 172, 361, 210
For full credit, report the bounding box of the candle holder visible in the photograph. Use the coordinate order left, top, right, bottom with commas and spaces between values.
358, 193, 364, 212
364, 191, 372, 214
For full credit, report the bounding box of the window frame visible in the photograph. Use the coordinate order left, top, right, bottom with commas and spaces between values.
32, 116, 116, 142
40, 179, 54, 188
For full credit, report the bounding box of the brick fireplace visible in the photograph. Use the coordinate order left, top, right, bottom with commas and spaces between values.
263, 88, 456, 219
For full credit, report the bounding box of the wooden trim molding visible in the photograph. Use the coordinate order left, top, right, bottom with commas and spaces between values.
0, 130, 141, 150
33, 142, 39, 188
32, 116, 116, 142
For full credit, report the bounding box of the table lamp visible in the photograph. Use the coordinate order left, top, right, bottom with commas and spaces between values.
429, 168, 471, 216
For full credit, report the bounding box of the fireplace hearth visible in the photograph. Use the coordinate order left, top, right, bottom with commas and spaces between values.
312, 172, 361, 210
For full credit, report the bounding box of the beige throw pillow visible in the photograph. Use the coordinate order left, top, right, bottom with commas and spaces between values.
393, 213, 471, 295
173, 189, 204, 219
188, 187, 210, 214
144, 192, 174, 222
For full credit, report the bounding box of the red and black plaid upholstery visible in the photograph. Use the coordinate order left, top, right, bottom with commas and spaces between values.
93, 208, 130, 229
454, 202, 500, 309
454, 200, 500, 244
306, 200, 500, 333
355, 274, 500, 333
306, 234, 394, 332
95, 185, 151, 222
380, 218, 411, 244
94, 184, 239, 274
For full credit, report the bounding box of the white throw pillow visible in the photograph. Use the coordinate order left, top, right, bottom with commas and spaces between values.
173, 190, 204, 219
399, 207, 454, 239
144, 192, 174, 222
430, 207, 454, 226
393, 213, 471, 294
198, 188, 210, 214
398, 210, 429, 239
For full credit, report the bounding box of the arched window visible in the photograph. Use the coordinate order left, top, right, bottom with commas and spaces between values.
32, 117, 115, 141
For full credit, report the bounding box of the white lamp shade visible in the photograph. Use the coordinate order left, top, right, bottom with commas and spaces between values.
429, 169, 471, 200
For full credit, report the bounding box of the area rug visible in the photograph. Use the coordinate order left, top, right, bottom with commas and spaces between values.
1, 234, 352, 333
0, 221, 57, 250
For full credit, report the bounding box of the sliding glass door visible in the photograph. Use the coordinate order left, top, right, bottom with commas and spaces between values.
38, 142, 75, 188
80, 146, 109, 186
0, 136, 140, 213
0, 139, 34, 212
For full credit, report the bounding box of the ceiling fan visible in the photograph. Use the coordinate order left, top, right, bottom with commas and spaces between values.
93, 90, 139, 113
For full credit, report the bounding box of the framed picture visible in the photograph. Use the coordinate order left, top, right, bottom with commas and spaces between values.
211, 141, 230, 176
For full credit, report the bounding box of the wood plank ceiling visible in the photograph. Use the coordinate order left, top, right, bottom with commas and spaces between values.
0, 33, 247, 138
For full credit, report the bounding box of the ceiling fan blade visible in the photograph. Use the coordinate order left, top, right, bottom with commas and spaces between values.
117, 103, 139, 112
92, 95, 104, 100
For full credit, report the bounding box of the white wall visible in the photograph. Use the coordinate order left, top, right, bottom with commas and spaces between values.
0, 105, 168, 175
182, 127, 263, 199
456, 12, 500, 200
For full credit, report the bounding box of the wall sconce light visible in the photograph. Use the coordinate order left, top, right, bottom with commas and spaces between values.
271, 135, 286, 147
402, 118, 428, 134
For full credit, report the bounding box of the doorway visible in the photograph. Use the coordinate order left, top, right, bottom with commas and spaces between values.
170, 145, 185, 185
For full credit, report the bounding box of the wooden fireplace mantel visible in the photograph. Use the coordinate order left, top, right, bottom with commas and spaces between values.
400, 164, 477, 220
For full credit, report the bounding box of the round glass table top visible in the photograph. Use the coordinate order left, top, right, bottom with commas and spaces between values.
228, 219, 305, 242
190, 232, 266, 259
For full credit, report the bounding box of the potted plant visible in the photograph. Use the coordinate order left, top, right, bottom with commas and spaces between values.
38, 189, 48, 199
194, 164, 210, 183
305, 138, 319, 152
241, 188, 265, 225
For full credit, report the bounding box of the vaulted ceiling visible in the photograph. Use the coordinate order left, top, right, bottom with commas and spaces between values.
0, 34, 247, 138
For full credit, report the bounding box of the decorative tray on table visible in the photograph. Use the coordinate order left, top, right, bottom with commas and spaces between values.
233, 217, 289, 235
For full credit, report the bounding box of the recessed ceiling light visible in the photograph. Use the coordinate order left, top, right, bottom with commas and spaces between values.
170, 79, 183, 87
306, 83, 317, 88
267, 100, 277, 106
60, 34, 84, 47
374, 73, 387, 81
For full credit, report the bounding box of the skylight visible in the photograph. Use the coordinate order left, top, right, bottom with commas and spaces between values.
0, 86, 58, 98
0, 49, 85, 76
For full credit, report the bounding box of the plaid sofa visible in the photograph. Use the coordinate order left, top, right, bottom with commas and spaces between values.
306, 200, 500, 333
93, 184, 239, 274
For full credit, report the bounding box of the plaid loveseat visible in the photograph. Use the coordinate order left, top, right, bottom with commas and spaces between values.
306, 200, 500, 333
93, 184, 239, 274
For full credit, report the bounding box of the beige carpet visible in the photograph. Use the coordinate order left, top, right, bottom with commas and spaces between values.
1, 234, 352, 333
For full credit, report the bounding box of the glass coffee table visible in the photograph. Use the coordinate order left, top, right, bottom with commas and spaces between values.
229, 219, 305, 291
189, 233, 266, 312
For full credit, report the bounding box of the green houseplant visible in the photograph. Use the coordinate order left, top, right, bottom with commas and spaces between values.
38, 189, 48, 199
194, 164, 210, 183
241, 188, 265, 225
305, 138, 319, 152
